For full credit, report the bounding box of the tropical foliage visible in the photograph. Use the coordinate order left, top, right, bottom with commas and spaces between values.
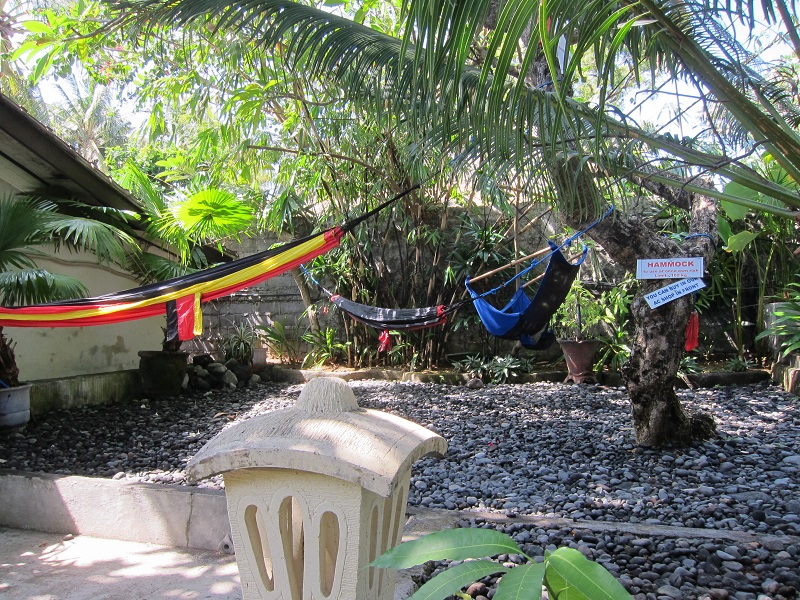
373, 527, 632, 600
0, 193, 134, 385
3, 0, 800, 444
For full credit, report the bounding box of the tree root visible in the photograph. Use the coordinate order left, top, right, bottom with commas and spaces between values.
690, 410, 718, 441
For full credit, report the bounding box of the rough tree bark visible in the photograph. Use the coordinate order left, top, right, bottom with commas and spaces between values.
559, 164, 718, 446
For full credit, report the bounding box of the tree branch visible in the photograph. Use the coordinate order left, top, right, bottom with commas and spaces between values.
247, 144, 385, 177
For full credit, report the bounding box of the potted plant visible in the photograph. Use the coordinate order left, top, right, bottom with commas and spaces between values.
0, 194, 131, 429
553, 280, 607, 383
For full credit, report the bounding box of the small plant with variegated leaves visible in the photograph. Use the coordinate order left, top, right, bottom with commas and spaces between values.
372, 528, 632, 600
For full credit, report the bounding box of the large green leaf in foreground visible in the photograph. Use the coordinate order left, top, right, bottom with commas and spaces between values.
545, 547, 632, 599
409, 559, 509, 600
372, 528, 522, 568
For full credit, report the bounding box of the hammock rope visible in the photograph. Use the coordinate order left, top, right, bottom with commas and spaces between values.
466, 204, 614, 301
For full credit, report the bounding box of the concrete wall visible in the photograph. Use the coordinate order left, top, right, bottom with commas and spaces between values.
8, 253, 164, 382
30, 370, 140, 416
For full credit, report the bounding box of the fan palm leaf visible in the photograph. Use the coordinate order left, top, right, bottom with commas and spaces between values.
0, 194, 133, 306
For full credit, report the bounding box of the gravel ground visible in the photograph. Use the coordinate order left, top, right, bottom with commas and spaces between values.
1, 378, 799, 599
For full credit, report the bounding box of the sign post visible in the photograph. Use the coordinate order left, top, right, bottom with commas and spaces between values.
636, 257, 705, 309
636, 257, 703, 280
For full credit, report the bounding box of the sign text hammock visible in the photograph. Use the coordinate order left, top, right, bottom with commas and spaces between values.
0, 187, 418, 342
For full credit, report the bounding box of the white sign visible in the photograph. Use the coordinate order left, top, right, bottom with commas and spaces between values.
645, 278, 706, 309
636, 257, 704, 279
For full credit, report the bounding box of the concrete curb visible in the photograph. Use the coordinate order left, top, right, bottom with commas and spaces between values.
5, 471, 798, 552
0, 470, 230, 551
263, 365, 774, 389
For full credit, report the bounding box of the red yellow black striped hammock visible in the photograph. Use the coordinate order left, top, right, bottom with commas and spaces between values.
0, 187, 417, 341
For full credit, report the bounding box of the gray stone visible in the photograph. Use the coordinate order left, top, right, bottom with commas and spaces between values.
206, 362, 227, 375
657, 585, 684, 599
221, 370, 238, 388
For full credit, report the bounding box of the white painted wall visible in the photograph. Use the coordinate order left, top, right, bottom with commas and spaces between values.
1, 173, 163, 382
7, 252, 165, 382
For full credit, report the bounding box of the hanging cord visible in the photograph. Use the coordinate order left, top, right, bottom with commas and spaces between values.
468, 204, 615, 300
338, 184, 421, 234
300, 264, 335, 298
684, 232, 716, 251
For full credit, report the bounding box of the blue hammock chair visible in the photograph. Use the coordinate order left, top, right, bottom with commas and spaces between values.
465, 241, 588, 349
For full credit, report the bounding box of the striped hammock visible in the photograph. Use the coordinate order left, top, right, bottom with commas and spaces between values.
0, 187, 418, 341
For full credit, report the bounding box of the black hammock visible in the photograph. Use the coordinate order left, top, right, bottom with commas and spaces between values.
301, 266, 459, 351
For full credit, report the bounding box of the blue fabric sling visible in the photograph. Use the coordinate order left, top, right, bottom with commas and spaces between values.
465, 242, 588, 348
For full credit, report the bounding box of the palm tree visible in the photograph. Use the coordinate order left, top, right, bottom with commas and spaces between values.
107, 0, 799, 445
0, 194, 134, 386
46, 70, 132, 172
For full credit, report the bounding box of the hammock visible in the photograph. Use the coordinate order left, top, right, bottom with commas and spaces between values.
329, 296, 448, 331
0, 186, 419, 342
301, 266, 455, 351
465, 242, 587, 349
464, 205, 613, 348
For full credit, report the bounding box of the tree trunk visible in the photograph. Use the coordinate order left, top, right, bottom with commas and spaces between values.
0, 326, 20, 387
558, 163, 717, 446
290, 267, 321, 333
623, 291, 694, 445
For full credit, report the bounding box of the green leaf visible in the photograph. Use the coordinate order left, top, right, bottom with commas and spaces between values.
545, 548, 632, 600
494, 563, 546, 600
717, 218, 732, 245
408, 560, 508, 600
21, 20, 54, 34
32, 46, 60, 84
720, 201, 748, 222
172, 188, 253, 242
372, 529, 522, 569
724, 231, 759, 253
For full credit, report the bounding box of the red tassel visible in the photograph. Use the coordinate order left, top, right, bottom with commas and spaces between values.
378, 330, 392, 353
685, 311, 700, 352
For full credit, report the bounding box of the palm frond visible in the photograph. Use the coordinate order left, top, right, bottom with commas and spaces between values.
172, 187, 253, 242
0, 193, 134, 305
46, 212, 135, 264
108, 0, 800, 215
0, 269, 88, 306
0, 195, 57, 270
124, 251, 194, 285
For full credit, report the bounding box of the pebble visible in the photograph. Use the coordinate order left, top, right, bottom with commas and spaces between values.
0, 379, 798, 598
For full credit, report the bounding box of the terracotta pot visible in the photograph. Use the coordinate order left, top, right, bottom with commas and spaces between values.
138, 350, 189, 398
558, 339, 601, 384
0, 382, 32, 431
